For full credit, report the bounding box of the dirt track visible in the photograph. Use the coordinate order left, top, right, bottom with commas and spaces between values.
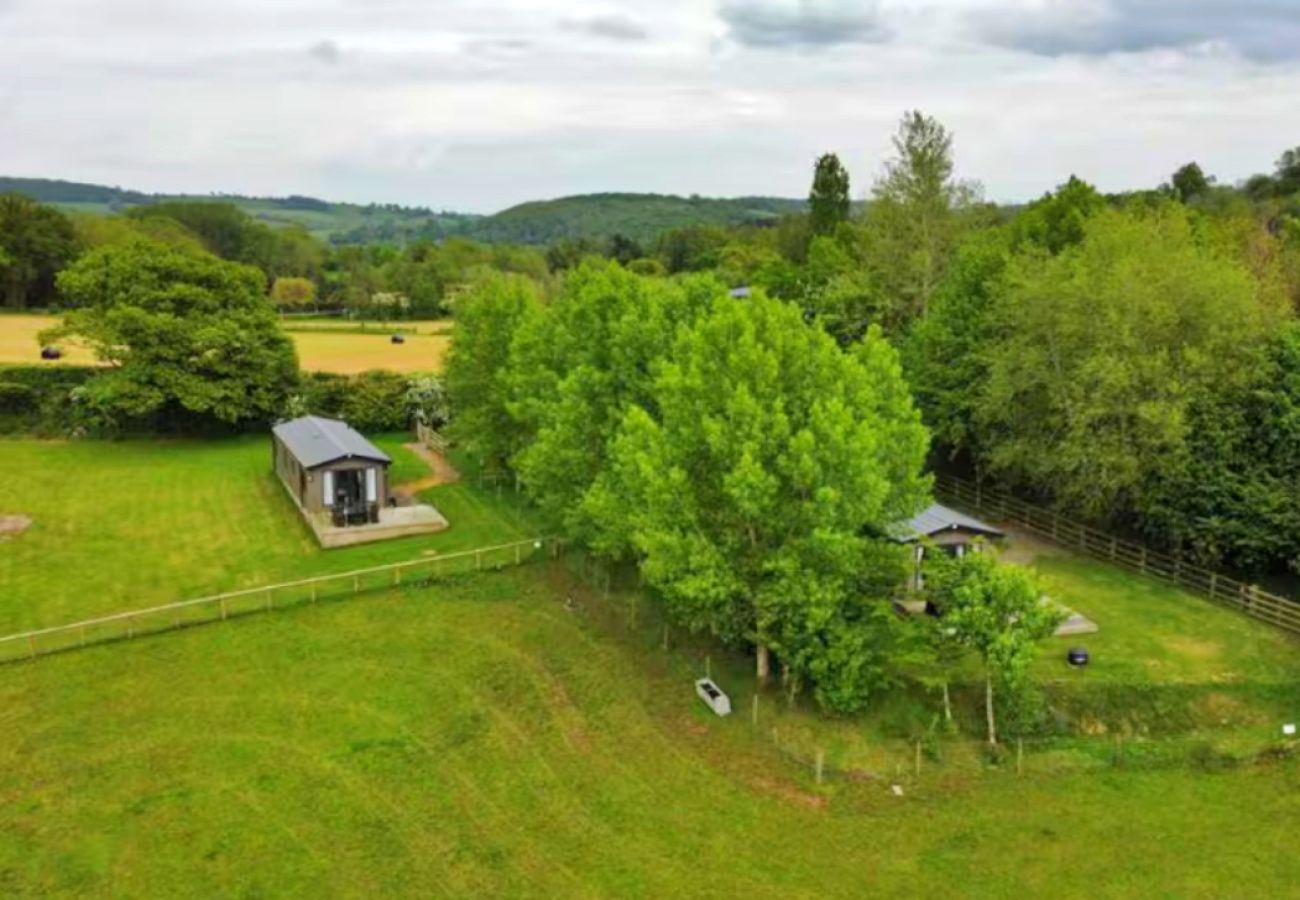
394, 443, 461, 497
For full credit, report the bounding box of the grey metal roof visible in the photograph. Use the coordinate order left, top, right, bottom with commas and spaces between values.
728, 286, 752, 299
891, 503, 1004, 543
272, 415, 391, 469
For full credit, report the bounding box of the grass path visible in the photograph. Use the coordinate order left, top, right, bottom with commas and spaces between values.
2, 566, 1298, 898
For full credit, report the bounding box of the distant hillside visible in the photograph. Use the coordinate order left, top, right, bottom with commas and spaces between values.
1, 177, 814, 246
471, 193, 809, 244
0, 176, 478, 245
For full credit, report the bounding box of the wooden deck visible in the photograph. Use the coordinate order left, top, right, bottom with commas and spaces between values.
307, 503, 449, 548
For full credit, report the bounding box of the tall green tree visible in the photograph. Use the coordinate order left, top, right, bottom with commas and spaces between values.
808, 153, 851, 236
977, 205, 1284, 518
591, 293, 930, 710
443, 273, 543, 480
46, 240, 297, 428
511, 262, 723, 547
0, 194, 79, 308
902, 229, 1010, 456
1170, 162, 1213, 203
864, 111, 980, 329
1009, 176, 1105, 254
926, 553, 1059, 745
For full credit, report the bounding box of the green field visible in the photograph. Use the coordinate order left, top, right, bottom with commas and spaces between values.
1, 565, 1298, 897
3, 437, 1300, 896
0, 437, 536, 632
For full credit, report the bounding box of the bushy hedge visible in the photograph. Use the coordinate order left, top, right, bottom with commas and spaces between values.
0, 366, 442, 438
295, 371, 411, 432
0, 366, 99, 434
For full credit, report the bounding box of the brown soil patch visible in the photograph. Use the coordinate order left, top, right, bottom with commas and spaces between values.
0, 515, 32, 540
394, 443, 461, 498
750, 776, 828, 810
1165, 636, 1223, 662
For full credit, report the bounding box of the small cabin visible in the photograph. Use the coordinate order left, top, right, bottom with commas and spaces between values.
272, 416, 391, 528
892, 502, 1005, 591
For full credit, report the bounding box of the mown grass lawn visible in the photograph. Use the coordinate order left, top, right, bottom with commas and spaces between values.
0, 436, 538, 632
1, 565, 1298, 898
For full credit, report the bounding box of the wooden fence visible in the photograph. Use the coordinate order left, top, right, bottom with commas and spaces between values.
0, 537, 558, 664
415, 421, 448, 454
934, 475, 1300, 636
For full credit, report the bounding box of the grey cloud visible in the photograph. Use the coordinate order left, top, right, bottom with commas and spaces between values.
971, 1, 1300, 61
307, 39, 342, 64
561, 14, 648, 42
719, 0, 889, 48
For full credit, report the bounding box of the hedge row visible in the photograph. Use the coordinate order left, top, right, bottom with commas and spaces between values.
0, 366, 431, 437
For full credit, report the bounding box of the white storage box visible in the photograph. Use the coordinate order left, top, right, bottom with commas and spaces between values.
695, 678, 731, 717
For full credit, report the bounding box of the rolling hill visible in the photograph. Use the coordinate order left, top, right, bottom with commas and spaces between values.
1, 176, 812, 246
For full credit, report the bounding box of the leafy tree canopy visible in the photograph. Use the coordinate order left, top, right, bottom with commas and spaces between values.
46, 240, 298, 429
591, 292, 931, 711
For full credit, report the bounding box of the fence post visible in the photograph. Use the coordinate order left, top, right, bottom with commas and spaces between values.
353, 575, 359, 593
1017, 738, 1023, 775
1109, 537, 1117, 560
815, 749, 825, 786
915, 741, 922, 777
752, 693, 759, 727
27, 634, 36, 659
705, 654, 711, 678
1138, 547, 1148, 574
1208, 572, 1217, 598
516, 543, 522, 564
310, 584, 317, 603
476, 549, 483, 571
220, 597, 227, 620
1051, 511, 1060, 540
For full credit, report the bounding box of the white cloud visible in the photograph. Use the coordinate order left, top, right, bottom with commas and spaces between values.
0, 0, 1297, 212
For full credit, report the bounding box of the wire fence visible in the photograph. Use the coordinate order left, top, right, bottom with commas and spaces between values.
0, 537, 559, 665
935, 474, 1300, 636
763, 717, 1299, 786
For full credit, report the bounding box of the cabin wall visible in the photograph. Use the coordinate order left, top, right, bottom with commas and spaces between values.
272, 435, 307, 507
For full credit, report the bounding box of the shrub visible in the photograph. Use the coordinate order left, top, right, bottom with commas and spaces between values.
0, 382, 38, 414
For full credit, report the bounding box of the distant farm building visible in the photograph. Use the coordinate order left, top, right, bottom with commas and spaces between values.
272, 415, 447, 548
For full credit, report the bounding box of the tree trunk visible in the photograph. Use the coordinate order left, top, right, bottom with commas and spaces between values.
984, 671, 997, 746
756, 644, 770, 684
942, 681, 952, 723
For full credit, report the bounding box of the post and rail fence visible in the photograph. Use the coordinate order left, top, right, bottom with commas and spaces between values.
934, 474, 1300, 637
0, 536, 559, 665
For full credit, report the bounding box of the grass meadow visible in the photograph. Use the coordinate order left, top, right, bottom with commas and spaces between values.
0, 437, 536, 632
0, 314, 447, 374
0, 565, 1297, 898
2, 436, 1299, 896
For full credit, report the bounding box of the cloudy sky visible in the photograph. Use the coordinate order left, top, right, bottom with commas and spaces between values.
2, 0, 1298, 212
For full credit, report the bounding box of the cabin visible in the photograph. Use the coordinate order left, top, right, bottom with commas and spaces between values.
272, 415, 391, 527
892, 502, 1005, 592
